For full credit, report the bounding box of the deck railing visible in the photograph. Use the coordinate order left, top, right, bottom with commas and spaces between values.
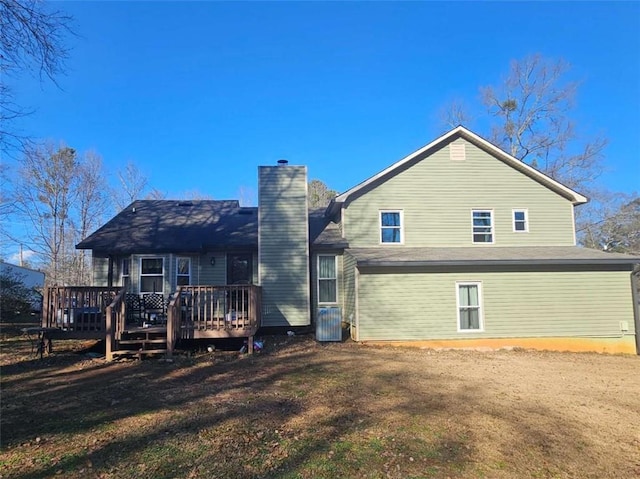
43, 286, 121, 332
42, 284, 262, 358
174, 285, 262, 337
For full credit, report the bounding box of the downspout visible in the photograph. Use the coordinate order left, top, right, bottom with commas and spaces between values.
353, 267, 359, 341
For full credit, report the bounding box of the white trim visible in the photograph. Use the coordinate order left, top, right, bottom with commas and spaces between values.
512, 208, 529, 233
304, 170, 311, 320
317, 254, 339, 305
456, 281, 484, 332
471, 209, 495, 245
176, 256, 191, 286
571, 204, 577, 246
330, 126, 587, 213
379, 209, 404, 245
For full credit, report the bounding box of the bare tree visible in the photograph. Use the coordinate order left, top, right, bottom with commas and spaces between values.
14, 142, 78, 284
0, 163, 13, 240
146, 188, 167, 200
439, 54, 607, 192
175, 189, 213, 200
480, 54, 607, 190
237, 185, 256, 207
12, 142, 111, 285
0, 0, 73, 153
308, 179, 338, 208
70, 151, 109, 284
579, 193, 640, 254
114, 161, 148, 209
438, 98, 473, 130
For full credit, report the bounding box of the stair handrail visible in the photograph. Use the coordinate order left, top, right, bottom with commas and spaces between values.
166, 287, 182, 358
105, 289, 125, 361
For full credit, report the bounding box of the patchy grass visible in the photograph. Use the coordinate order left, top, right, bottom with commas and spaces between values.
1, 330, 639, 479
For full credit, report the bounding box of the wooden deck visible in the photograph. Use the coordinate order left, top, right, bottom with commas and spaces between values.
42, 285, 262, 360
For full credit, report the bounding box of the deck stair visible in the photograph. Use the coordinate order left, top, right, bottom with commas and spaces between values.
113, 326, 168, 359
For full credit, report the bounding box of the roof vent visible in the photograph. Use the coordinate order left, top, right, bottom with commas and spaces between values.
277, 159, 289, 166
450, 142, 466, 161
238, 208, 254, 215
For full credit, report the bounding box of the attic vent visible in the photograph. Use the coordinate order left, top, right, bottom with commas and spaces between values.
178, 201, 193, 206
238, 208, 254, 215
450, 142, 466, 161
277, 159, 289, 166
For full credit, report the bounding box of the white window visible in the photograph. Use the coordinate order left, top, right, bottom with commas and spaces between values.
176, 257, 191, 286
140, 258, 164, 293
380, 210, 403, 244
472, 210, 494, 244
317, 255, 338, 304
456, 282, 483, 331
513, 209, 528, 232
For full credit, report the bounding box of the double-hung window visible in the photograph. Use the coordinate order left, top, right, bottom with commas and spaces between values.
176, 257, 191, 286
472, 210, 494, 243
317, 255, 338, 304
513, 209, 528, 232
457, 282, 483, 331
380, 210, 403, 244
140, 258, 164, 293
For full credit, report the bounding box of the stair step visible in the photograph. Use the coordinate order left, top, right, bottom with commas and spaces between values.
122, 333, 167, 339
112, 348, 168, 356
118, 339, 167, 345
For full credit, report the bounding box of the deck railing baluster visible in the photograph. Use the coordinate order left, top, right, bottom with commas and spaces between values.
174, 284, 260, 336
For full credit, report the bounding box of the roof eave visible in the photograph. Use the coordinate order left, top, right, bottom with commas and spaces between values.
357, 258, 639, 268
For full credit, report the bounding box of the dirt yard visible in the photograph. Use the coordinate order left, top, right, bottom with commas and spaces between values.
1, 327, 639, 479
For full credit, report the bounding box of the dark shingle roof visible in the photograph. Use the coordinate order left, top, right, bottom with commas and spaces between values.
76, 200, 258, 254
309, 208, 348, 249
77, 201, 346, 254
348, 246, 640, 267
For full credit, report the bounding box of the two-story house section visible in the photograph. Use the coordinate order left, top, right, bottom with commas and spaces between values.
322, 126, 638, 354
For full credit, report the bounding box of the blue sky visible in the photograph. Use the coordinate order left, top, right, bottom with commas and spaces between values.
8, 1, 640, 207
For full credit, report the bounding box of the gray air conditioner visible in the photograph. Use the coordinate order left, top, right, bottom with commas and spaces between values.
316, 307, 342, 342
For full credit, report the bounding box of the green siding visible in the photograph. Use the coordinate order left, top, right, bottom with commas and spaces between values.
198, 253, 227, 285
183, 253, 258, 286
259, 165, 310, 326
345, 138, 576, 247
357, 268, 635, 341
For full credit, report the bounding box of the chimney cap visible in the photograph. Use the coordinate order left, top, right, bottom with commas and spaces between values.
277, 159, 289, 166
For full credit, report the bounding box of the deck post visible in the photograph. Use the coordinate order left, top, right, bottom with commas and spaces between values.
42, 287, 50, 328
166, 305, 174, 359
248, 335, 254, 354
105, 305, 113, 361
